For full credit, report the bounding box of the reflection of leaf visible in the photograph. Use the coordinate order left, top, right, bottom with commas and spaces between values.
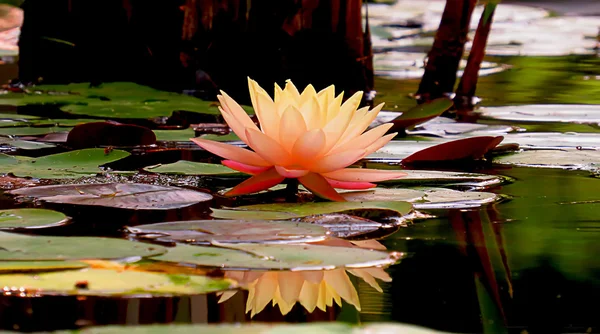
0, 231, 166, 260
211, 201, 413, 220
153, 242, 402, 271
0, 268, 234, 296
0, 148, 130, 178
127, 219, 328, 245
0, 208, 70, 230
10, 183, 213, 210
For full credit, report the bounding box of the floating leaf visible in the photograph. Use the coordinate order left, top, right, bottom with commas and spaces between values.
153, 242, 402, 271
402, 136, 504, 164
0, 138, 56, 150
211, 201, 413, 220
0, 208, 70, 230
382, 169, 506, 188
0, 261, 89, 273
66, 121, 156, 149
61, 100, 221, 119
478, 104, 600, 124
0, 126, 71, 137
297, 214, 388, 239
154, 128, 196, 142
10, 183, 213, 210
126, 220, 329, 245
495, 149, 600, 171
143, 160, 240, 176
390, 98, 454, 130
0, 148, 130, 178
0, 231, 166, 260
0, 268, 234, 296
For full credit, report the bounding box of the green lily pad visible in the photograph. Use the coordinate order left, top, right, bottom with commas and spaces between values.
211, 201, 413, 220
297, 214, 388, 239
0, 148, 130, 178
0, 113, 41, 120
10, 183, 213, 210
0, 138, 56, 150
495, 149, 600, 171
381, 169, 506, 188
29, 118, 100, 127
390, 98, 454, 129
0, 126, 71, 137
200, 132, 242, 142
61, 100, 221, 119
478, 104, 600, 124
0, 261, 89, 273
154, 128, 197, 142
126, 220, 329, 245
143, 160, 240, 176
0, 208, 70, 230
0, 231, 166, 260
0, 268, 235, 296
153, 242, 402, 271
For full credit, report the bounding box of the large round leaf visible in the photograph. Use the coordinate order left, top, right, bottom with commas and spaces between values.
0, 268, 234, 296
153, 242, 403, 271
0, 148, 130, 179
382, 169, 507, 188
0, 126, 71, 136
479, 104, 600, 124
0, 208, 70, 230
10, 183, 213, 210
143, 161, 240, 176
211, 201, 413, 220
0, 261, 89, 273
126, 220, 329, 245
0, 232, 166, 260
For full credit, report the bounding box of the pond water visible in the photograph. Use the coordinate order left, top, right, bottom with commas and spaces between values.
0, 1, 599, 333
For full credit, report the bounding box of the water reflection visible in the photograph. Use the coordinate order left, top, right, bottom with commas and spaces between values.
218, 239, 392, 318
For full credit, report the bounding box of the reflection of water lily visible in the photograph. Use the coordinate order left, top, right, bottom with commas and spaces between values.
191, 78, 406, 201
217, 240, 392, 317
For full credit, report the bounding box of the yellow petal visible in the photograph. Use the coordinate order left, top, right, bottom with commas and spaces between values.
316, 280, 328, 311
274, 83, 284, 103
317, 85, 336, 114
362, 267, 392, 282
247, 77, 258, 111
339, 103, 385, 145
339, 91, 363, 121
190, 138, 270, 167
274, 285, 296, 315
301, 270, 324, 283
324, 269, 361, 311
218, 91, 259, 135
246, 128, 291, 166
284, 79, 301, 101
299, 84, 317, 105
350, 239, 387, 250
291, 129, 326, 167
217, 290, 239, 303
321, 94, 353, 153
277, 271, 304, 306
251, 272, 278, 317
347, 269, 383, 293
329, 123, 393, 155
299, 96, 322, 130
310, 149, 366, 173
279, 105, 307, 153
298, 281, 319, 312
254, 91, 280, 140
363, 132, 397, 156
246, 280, 258, 313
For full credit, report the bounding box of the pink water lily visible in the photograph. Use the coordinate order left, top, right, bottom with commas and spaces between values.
191, 78, 406, 201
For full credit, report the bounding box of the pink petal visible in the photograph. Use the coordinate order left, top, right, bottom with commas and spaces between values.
222, 160, 270, 175
325, 178, 376, 190
275, 166, 309, 178
245, 128, 291, 166
191, 138, 270, 167
323, 168, 407, 182
299, 172, 346, 202
310, 149, 366, 174
224, 167, 285, 197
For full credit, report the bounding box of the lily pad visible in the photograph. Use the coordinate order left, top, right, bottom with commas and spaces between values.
0, 126, 71, 137
154, 128, 197, 142
382, 169, 506, 188
0, 231, 166, 260
298, 214, 389, 239
390, 98, 454, 130
401, 136, 504, 164
0, 268, 234, 296
341, 188, 500, 209
126, 220, 329, 245
478, 104, 600, 125
153, 242, 402, 271
143, 161, 240, 176
0, 148, 130, 179
0, 261, 88, 273
0, 208, 70, 230
61, 100, 221, 119
0, 138, 56, 150
494, 149, 600, 171
9, 183, 213, 210
211, 201, 413, 220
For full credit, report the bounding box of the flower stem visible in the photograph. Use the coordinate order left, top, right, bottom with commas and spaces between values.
285, 179, 299, 202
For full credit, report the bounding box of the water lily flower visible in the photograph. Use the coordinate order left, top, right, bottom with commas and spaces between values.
217, 240, 392, 317
191, 78, 407, 201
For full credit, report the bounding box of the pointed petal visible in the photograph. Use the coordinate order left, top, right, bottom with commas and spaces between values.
274, 166, 309, 178
362, 267, 392, 282
252, 272, 278, 316
284, 79, 301, 101
274, 286, 296, 315
350, 239, 388, 250
326, 178, 376, 190
299, 172, 346, 202
217, 290, 238, 303
279, 105, 307, 153
301, 271, 324, 284
278, 272, 304, 306
339, 91, 363, 120
311, 149, 366, 173
218, 91, 260, 140
191, 138, 270, 167
347, 269, 383, 293
340, 103, 385, 145
247, 77, 258, 111
221, 160, 270, 175
246, 128, 291, 166
363, 132, 397, 156
224, 168, 284, 197
329, 123, 393, 155
291, 129, 326, 166
274, 83, 284, 103
298, 281, 319, 312
322, 95, 354, 153
324, 269, 361, 311
300, 96, 322, 130
254, 91, 280, 140
299, 84, 317, 105
316, 280, 328, 311
323, 168, 407, 183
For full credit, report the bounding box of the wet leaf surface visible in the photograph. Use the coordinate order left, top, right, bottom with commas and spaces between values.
494, 149, 600, 171
0, 126, 71, 137
0, 148, 130, 178
9, 183, 213, 210
478, 104, 600, 124
297, 214, 388, 239
153, 242, 403, 271
0, 261, 88, 273
126, 220, 329, 245
0, 231, 166, 260
402, 136, 504, 164
211, 201, 413, 220
143, 161, 240, 176
0, 208, 70, 230
390, 98, 453, 130
0, 268, 234, 296
0, 138, 56, 150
